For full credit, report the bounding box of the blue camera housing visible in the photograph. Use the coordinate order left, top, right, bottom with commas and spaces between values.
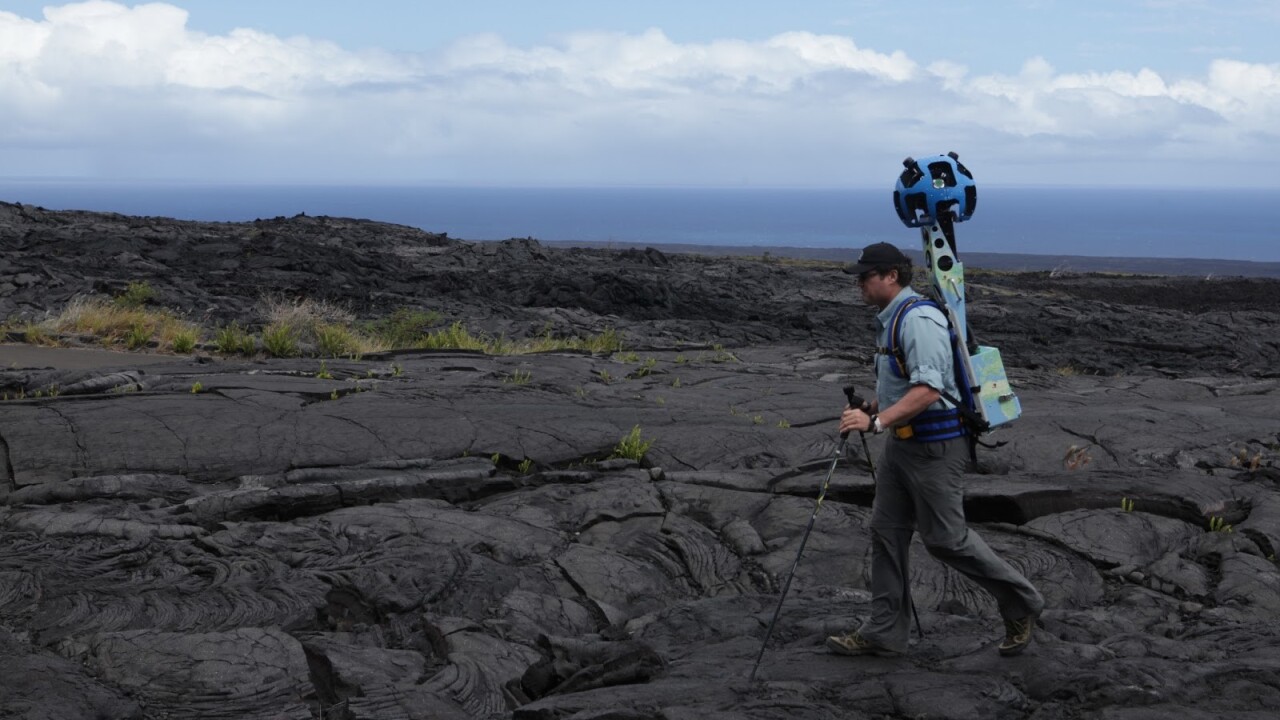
893, 152, 977, 228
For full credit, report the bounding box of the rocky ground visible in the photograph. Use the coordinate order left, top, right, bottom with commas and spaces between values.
2, 201, 1279, 719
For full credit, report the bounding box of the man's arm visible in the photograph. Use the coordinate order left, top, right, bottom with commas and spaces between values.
840, 384, 938, 435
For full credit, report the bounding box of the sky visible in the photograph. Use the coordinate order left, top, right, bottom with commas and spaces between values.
1, 0, 1278, 188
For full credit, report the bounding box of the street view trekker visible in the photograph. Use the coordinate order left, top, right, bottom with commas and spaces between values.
825, 241, 1044, 657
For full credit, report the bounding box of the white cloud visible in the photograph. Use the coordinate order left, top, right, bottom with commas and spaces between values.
0, 1, 1277, 186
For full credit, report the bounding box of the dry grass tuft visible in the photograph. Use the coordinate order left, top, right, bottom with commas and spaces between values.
14, 294, 627, 360
257, 295, 384, 358
43, 296, 200, 351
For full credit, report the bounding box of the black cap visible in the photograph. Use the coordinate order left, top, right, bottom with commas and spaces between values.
843, 242, 910, 275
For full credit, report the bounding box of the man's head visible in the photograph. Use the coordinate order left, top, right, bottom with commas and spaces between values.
844, 242, 912, 308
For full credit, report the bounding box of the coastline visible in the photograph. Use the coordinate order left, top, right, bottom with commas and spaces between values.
545, 240, 1280, 279
4, 185, 1275, 275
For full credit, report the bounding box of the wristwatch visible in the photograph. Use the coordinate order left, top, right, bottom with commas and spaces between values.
871, 414, 885, 434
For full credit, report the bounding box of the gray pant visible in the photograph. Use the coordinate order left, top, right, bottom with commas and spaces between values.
858, 436, 1044, 653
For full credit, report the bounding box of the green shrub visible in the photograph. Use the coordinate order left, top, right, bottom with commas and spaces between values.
125, 322, 151, 350
367, 308, 442, 348
258, 295, 383, 357
420, 321, 491, 351
114, 281, 155, 309
611, 425, 654, 462
525, 327, 625, 355
634, 357, 657, 378
171, 329, 198, 354
315, 323, 359, 358
262, 323, 298, 358
215, 323, 256, 355
585, 327, 624, 353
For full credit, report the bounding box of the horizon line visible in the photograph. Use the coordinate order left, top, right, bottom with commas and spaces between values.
0, 178, 1271, 192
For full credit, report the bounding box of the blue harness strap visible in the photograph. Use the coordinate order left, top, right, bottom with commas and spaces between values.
879, 296, 967, 442
880, 296, 934, 380
906, 407, 966, 442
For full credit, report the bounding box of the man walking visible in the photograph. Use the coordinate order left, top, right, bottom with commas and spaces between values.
826, 242, 1043, 657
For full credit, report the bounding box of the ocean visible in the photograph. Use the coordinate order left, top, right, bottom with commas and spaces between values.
1, 182, 1275, 264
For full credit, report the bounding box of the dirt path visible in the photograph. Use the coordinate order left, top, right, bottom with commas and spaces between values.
1, 343, 188, 371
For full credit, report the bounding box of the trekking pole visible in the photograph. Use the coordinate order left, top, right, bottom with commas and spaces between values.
748, 386, 862, 682
847, 392, 924, 639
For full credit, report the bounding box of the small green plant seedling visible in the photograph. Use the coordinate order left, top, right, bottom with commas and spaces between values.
635, 357, 657, 377
711, 344, 738, 363
1208, 516, 1233, 533
191, 381, 203, 394
611, 425, 654, 462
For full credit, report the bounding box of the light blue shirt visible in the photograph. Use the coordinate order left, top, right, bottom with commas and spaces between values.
875, 286, 960, 413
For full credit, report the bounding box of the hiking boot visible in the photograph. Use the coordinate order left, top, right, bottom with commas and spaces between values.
998, 614, 1037, 656
825, 631, 900, 657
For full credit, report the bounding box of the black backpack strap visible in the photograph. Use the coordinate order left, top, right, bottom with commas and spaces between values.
936, 387, 1003, 472
936, 387, 989, 435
